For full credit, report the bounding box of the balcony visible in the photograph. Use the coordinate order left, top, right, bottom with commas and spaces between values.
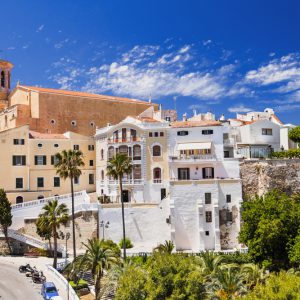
108, 137, 141, 144
153, 179, 162, 184
108, 179, 144, 185
169, 154, 215, 162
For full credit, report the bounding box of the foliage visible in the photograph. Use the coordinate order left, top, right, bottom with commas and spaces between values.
154, 240, 174, 254
289, 229, 300, 264
239, 190, 300, 270
0, 189, 12, 254
26, 247, 49, 257
220, 252, 253, 265
73, 238, 119, 300
288, 126, 300, 145
39, 200, 69, 268
271, 148, 300, 159
107, 153, 133, 260
69, 279, 89, 291
243, 271, 300, 299
119, 237, 133, 249
55, 149, 85, 260
36, 215, 52, 241
101, 239, 121, 256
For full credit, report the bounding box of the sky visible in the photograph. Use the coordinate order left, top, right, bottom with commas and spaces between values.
1, 0, 300, 124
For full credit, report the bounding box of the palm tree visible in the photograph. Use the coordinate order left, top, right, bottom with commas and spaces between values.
36, 215, 53, 255
154, 240, 175, 254
197, 251, 226, 277
241, 263, 267, 289
107, 153, 133, 260
39, 200, 69, 268
75, 238, 119, 300
55, 149, 85, 259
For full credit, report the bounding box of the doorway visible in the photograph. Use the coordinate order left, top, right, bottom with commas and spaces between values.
122, 190, 130, 203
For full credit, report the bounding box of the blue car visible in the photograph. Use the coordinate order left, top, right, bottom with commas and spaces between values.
41, 282, 59, 300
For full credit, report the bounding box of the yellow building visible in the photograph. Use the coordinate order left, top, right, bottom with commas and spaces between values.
0, 124, 95, 204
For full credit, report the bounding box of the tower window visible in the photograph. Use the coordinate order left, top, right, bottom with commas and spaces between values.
71, 120, 77, 127
0, 71, 5, 88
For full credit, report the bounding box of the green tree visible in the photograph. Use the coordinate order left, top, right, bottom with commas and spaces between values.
0, 189, 12, 254
197, 251, 226, 276
55, 149, 84, 259
75, 238, 119, 300
39, 200, 69, 268
107, 153, 133, 260
288, 126, 300, 147
239, 191, 300, 269
36, 215, 53, 255
154, 240, 175, 254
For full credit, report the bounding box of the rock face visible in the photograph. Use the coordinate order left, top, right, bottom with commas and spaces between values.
240, 159, 300, 198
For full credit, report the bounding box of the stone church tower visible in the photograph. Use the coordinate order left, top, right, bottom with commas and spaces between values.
0, 60, 13, 111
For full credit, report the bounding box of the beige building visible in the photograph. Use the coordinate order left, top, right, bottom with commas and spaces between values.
0, 124, 96, 204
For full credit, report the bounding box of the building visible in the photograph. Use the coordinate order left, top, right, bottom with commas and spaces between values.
0, 124, 95, 203
0, 60, 13, 110
95, 107, 170, 203
280, 124, 299, 150
168, 119, 242, 251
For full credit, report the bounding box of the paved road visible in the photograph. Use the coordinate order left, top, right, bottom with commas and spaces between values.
0, 261, 43, 300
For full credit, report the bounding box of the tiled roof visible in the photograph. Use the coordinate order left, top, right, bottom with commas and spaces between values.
272, 114, 283, 125
131, 116, 161, 123
171, 120, 221, 128
29, 131, 68, 140
19, 85, 150, 104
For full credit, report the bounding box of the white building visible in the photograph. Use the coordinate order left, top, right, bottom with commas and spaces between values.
280, 124, 299, 150
168, 119, 242, 251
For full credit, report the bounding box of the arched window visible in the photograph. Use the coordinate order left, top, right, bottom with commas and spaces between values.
133, 145, 141, 160
119, 145, 128, 156
0, 71, 5, 88
152, 145, 161, 157
130, 129, 137, 141
153, 168, 162, 183
37, 195, 44, 200
108, 146, 114, 160
16, 196, 23, 204
101, 149, 104, 160
101, 170, 104, 181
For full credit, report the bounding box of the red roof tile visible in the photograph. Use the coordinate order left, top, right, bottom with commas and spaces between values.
29, 131, 68, 140
171, 120, 221, 128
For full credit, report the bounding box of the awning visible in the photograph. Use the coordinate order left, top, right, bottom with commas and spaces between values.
177, 142, 212, 151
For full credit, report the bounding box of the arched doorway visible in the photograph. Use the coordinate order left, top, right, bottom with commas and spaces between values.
16, 196, 23, 204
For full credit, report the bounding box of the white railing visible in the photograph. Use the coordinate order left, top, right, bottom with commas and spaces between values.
153, 179, 162, 184
12, 191, 88, 211
108, 179, 143, 185
46, 265, 80, 300
170, 154, 215, 161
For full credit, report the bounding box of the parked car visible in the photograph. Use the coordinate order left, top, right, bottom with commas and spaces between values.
41, 282, 59, 300
50, 297, 63, 300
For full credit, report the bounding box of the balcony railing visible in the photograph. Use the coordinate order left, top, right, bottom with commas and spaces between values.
108, 179, 143, 185
108, 137, 140, 143
170, 154, 215, 161
153, 179, 162, 184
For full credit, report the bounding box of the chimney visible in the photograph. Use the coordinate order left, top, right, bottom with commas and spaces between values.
182, 113, 187, 121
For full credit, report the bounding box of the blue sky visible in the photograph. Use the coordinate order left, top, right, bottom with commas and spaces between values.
1, 0, 300, 124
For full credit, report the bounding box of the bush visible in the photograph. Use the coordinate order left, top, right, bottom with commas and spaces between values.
271, 149, 300, 159
100, 239, 121, 256
119, 237, 133, 249
69, 279, 89, 291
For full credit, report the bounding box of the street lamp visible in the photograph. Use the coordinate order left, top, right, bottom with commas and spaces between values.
59, 231, 71, 265
100, 221, 109, 240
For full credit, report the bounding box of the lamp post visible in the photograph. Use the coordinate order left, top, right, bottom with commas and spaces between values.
100, 221, 109, 240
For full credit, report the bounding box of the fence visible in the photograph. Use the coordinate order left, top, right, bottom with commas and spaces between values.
46, 265, 79, 300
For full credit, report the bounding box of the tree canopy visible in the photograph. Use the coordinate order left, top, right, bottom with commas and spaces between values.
0, 189, 12, 253
288, 126, 300, 145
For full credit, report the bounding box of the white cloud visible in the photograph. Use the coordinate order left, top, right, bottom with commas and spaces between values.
7, 46, 15, 50
36, 25, 44, 32
228, 104, 253, 113
245, 53, 300, 93
203, 40, 212, 46
54, 38, 70, 49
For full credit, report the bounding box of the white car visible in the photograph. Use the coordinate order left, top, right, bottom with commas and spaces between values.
50, 297, 63, 300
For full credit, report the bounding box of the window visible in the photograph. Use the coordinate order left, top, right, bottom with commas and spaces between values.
54, 177, 60, 187
206, 211, 212, 222
178, 168, 190, 180
101, 170, 104, 181
226, 195, 231, 203
152, 145, 161, 157
12, 155, 26, 166
108, 146, 114, 160
71, 120, 77, 127
133, 164, 142, 179
227, 211, 233, 222
90, 121, 95, 127
154, 132, 159, 137
160, 132, 164, 137
0, 71, 5, 88
202, 129, 214, 135
51, 155, 59, 165
54, 144, 59, 148
101, 149, 104, 160
262, 128, 273, 135
153, 167, 162, 183
13, 139, 25, 145
89, 160, 94, 166
35, 155, 47, 165
37, 177, 44, 188
16, 196, 23, 204
88, 145, 94, 151
133, 145, 141, 160
161, 188, 166, 200
73, 145, 79, 150
89, 174, 94, 184
149, 132, 153, 137
119, 145, 128, 155
202, 167, 214, 179
74, 176, 79, 184
37, 195, 44, 200
205, 231, 209, 236
38, 143, 43, 148
130, 129, 137, 141
177, 131, 189, 136
50, 119, 56, 125
16, 178, 23, 189
165, 116, 171, 122
205, 193, 212, 204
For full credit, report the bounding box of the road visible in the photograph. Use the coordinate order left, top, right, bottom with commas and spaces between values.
0, 261, 43, 300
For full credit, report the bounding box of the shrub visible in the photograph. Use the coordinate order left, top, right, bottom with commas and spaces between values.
69, 279, 89, 291
271, 149, 300, 159
119, 237, 133, 249
100, 239, 121, 256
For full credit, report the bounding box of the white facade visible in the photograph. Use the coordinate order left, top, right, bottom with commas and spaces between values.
280, 124, 299, 150
168, 121, 242, 251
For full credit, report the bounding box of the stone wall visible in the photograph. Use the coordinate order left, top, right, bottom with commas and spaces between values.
240, 159, 300, 198
0, 237, 32, 255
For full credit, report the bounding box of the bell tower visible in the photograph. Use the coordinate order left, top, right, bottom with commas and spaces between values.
0, 59, 13, 111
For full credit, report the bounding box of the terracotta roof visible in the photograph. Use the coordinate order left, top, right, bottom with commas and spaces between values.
19, 85, 151, 105
171, 120, 221, 128
131, 115, 161, 123
29, 131, 68, 140
272, 114, 283, 125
